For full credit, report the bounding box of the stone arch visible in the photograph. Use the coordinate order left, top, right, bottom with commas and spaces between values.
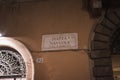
90, 8, 120, 80
0, 37, 34, 80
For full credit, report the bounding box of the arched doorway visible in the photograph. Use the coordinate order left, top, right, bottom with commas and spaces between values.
90, 8, 120, 80
0, 37, 34, 80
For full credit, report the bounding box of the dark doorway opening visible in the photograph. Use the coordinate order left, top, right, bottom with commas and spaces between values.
112, 55, 120, 80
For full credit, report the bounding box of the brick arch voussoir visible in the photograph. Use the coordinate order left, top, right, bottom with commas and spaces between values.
89, 8, 120, 80
91, 10, 119, 58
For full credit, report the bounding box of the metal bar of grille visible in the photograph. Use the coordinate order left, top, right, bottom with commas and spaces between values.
0, 75, 23, 79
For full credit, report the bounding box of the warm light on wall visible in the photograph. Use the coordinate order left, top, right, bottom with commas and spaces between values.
0, 33, 3, 37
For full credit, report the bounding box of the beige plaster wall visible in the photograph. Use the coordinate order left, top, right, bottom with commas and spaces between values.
33, 51, 91, 80
0, 0, 95, 80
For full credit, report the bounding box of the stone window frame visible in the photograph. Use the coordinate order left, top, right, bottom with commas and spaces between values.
0, 37, 34, 80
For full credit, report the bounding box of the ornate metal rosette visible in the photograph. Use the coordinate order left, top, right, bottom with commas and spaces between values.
0, 47, 26, 78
